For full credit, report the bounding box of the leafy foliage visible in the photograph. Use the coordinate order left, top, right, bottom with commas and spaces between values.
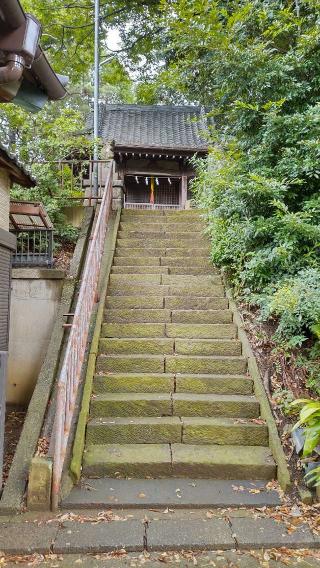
292, 399, 320, 486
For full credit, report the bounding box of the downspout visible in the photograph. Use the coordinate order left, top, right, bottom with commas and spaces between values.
0, 53, 24, 83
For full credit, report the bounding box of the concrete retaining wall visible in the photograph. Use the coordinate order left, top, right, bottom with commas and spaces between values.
7, 269, 65, 405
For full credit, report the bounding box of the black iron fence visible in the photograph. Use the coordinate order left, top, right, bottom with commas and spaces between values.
11, 228, 53, 267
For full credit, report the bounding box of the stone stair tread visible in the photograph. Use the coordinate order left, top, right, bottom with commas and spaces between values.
62, 478, 281, 509
83, 443, 276, 479
80, 209, 277, 485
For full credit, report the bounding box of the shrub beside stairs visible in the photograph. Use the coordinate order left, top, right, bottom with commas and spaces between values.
79, 209, 278, 481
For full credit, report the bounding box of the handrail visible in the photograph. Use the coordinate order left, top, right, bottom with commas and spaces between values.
51, 160, 114, 510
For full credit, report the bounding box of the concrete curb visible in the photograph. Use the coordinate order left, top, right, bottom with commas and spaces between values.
70, 208, 121, 484
0, 208, 95, 514
224, 284, 291, 490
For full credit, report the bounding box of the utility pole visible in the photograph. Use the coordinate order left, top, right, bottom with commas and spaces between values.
93, 0, 100, 197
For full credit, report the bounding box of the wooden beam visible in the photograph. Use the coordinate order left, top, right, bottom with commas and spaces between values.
181, 175, 188, 209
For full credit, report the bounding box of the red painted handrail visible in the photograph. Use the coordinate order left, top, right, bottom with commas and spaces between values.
51, 161, 114, 509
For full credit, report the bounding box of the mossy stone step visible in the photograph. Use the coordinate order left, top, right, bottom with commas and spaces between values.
120, 222, 204, 232
83, 443, 172, 477
104, 308, 171, 323
113, 256, 161, 266
160, 256, 211, 267
121, 210, 165, 218
111, 266, 169, 274
166, 323, 237, 339
108, 284, 169, 296
162, 274, 222, 286
172, 393, 259, 418
86, 416, 268, 446
82, 443, 275, 479
108, 284, 225, 297
175, 338, 241, 356
164, 297, 228, 310
117, 238, 210, 250
167, 266, 216, 275
118, 231, 205, 241
168, 284, 225, 297
166, 355, 247, 374
109, 273, 161, 284
115, 248, 209, 258
93, 373, 175, 393
182, 417, 268, 446
175, 373, 253, 395
171, 444, 276, 479
87, 417, 182, 445
90, 393, 171, 417
99, 337, 174, 355
101, 323, 166, 338
105, 296, 164, 309
171, 309, 232, 324
97, 354, 165, 373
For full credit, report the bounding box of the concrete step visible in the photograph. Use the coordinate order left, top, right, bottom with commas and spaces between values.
93, 373, 175, 393
90, 392, 171, 417
82, 443, 275, 479
63, 478, 282, 509
101, 323, 166, 338
90, 392, 259, 418
171, 309, 232, 324
109, 273, 162, 284
166, 355, 247, 374
105, 296, 164, 309
175, 373, 253, 395
175, 338, 241, 356
99, 338, 174, 355
87, 416, 181, 444
93, 372, 253, 395
164, 297, 228, 310
104, 308, 172, 323
86, 416, 268, 446
96, 354, 165, 373
166, 323, 237, 339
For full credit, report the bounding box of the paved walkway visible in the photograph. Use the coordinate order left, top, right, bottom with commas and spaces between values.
0, 507, 319, 563
3, 550, 320, 567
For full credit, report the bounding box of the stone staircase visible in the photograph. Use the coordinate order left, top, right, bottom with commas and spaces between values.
83, 209, 276, 480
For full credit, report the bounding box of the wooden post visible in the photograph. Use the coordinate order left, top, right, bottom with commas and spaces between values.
181, 175, 187, 209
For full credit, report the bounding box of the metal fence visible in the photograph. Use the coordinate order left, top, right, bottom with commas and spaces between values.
11, 229, 53, 267
51, 160, 114, 510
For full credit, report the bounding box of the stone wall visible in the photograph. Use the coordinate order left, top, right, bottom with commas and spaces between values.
7, 268, 65, 405
0, 168, 10, 231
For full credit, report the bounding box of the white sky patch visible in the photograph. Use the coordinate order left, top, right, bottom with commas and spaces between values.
106, 28, 122, 51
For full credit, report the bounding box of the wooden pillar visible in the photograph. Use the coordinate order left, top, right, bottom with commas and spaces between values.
181, 175, 187, 209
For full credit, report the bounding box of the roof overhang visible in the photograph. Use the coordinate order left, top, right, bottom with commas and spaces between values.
0, 0, 67, 111
0, 145, 35, 187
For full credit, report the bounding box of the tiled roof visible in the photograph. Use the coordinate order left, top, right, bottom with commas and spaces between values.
92, 104, 212, 152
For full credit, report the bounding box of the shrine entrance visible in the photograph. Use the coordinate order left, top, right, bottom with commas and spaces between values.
124, 175, 180, 208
